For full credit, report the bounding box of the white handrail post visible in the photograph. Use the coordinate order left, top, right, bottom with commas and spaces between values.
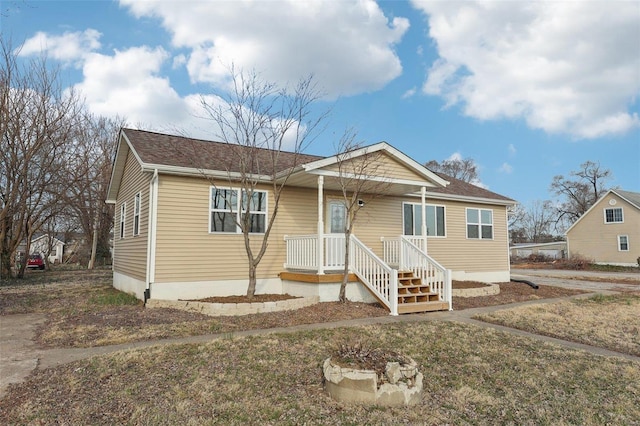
317, 176, 324, 274
398, 237, 405, 271
446, 268, 453, 310
390, 269, 398, 316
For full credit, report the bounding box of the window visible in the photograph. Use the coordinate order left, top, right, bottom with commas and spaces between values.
604, 208, 623, 223
618, 235, 629, 251
210, 187, 267, 233
119, 203, 126, 239
467, 208, 493, 239
403, 203, 445, 237
133, 193, 141, 236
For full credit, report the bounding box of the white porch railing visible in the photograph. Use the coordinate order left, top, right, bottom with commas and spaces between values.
349, 235, 398, 316
284, 234, 398, 315
381, 236, 452, 310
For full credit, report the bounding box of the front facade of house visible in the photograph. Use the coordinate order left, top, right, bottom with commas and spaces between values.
107, 129, 515, 310
566, 189, 640, 266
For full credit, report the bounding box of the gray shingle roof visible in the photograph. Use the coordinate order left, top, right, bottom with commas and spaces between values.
123, 128, 323, 176
615, 189, 640, 209
122, 128, 514, 203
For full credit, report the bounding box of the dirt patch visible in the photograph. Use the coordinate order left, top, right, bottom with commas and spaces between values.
452, 280, 494, 289
452, 282, 585, 310
187, 293, 299, 303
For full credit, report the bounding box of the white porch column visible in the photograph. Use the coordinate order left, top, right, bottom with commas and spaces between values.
317, 176, 325, 274
421, 186, 428, 253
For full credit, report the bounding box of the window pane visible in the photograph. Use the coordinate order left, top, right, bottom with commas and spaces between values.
248, 213, 266, 233
426, 205, 436, 237
619, 236, 629, 251
403, 204, 413, 235
467, 209, 478, 223
468, 224, 479, 239
413, 205, 422, 236
211, 212, 236, 232
212, 189, 237, 211
481, 209, 492, 224
606, 208, 623, 223
481, 225, 493, 239
249, 191, 266, 212
436, 206, 445, 236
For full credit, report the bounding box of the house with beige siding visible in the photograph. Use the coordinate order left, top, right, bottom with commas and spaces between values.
566, 189, 640, 266
106, 129, 515, 314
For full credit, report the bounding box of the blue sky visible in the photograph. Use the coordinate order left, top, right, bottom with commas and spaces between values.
3, 0, 639, 206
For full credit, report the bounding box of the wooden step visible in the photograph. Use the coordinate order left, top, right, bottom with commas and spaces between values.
398, 292, 440, 304
397, 301, 449, 314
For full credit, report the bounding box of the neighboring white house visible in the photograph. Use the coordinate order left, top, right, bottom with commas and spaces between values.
30, 235, 65, 264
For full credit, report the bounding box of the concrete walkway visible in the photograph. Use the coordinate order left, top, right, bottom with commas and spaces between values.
2, 271, 639, 398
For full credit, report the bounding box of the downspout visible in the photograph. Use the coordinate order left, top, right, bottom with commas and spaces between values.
144, 169, 159, 303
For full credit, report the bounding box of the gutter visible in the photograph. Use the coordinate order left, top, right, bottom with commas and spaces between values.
144, 169, 159, 303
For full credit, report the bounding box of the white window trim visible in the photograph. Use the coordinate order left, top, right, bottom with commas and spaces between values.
604, 207, 624, 224
618, 235, 629, 252
119, 202, 126, 239
402, 202, 446, 238
466, 207, 494, 240
133, 192, 141, 236
209, 186, 268, 234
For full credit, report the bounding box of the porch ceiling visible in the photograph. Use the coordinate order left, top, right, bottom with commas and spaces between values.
282, 171, 432, 196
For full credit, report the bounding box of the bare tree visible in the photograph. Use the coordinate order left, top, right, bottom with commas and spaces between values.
550, 161, 612, 229
1, 39, 83, 278
63, 114, 124, 268
333, 130, 391, 302
425, 156, 479, 183
511, 200, 557, 243
198, 67, 327, 298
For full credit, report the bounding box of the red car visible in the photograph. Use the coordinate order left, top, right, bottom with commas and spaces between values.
27, 254, 45, 270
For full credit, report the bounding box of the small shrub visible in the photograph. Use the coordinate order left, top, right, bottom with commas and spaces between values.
554, 255, 592, 270
526, 253, 552, 263
330, 340, 409, 377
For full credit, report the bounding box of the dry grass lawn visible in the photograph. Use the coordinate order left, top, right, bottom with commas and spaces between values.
475, 294, 640, 356
1, 322, 638, 425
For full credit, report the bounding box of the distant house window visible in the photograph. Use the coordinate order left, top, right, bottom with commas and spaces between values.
119, 203, 126, 239
210, 187, 267, 234
467, 208, 493, 239
618, 235, 629, 251
133, 193, 141, 236
402, 203, 445, 237
604, 208, 623, 223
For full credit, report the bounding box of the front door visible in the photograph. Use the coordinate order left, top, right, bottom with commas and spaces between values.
325, 200, 347, 268
327, 200, 347, 233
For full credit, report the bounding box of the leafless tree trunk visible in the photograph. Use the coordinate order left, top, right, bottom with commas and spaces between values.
334, 130, 391, 302
1, 38, 84, 278
198, 66, 327, 298
550, 161, 612, 230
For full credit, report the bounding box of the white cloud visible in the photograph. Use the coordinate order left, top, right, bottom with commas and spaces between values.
499, 162, 513, 174
412, 0, 640, 139
508, 144, 516, 156
447, 151, 462, 162
119, 0, 409, 98
73, 46, 195, 129
402, 87, 417, 99
20, 29, 102, 64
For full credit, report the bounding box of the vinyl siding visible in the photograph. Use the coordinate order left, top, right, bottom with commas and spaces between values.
567, 193, 640, 264
153, 176, 318, 284
349, 195, 510, 273
324, 152, 428, 182
113, 151, 151, 281
151, 174, 510, 284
